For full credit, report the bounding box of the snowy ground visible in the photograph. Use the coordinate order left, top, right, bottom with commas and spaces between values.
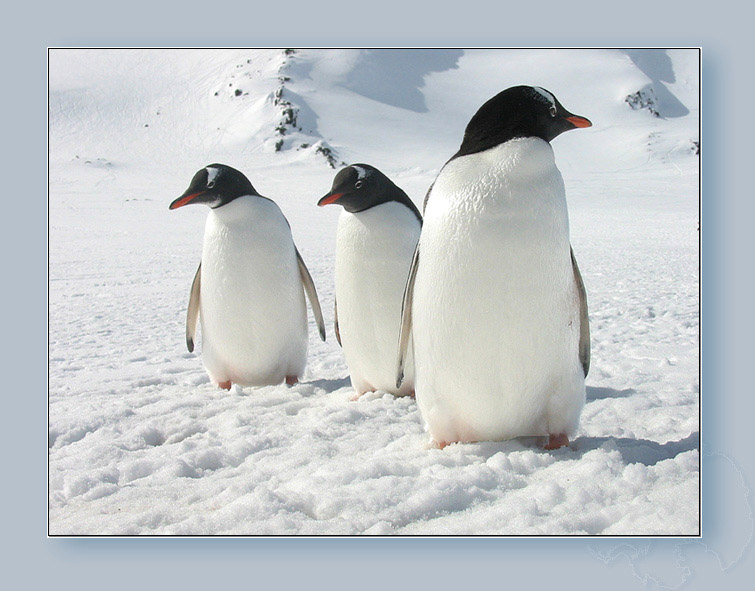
48, 48, 699, 535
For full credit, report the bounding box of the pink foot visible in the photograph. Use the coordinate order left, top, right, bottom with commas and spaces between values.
350, 389, 374, 401
218, 380, 232, 391
544, 433, 570, 450
285, 375, 299, 386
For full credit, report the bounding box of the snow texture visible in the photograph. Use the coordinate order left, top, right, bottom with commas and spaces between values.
49, 48, 699, 535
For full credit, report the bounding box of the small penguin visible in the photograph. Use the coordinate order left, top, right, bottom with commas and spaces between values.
397, 86, 592, 449
318, 164, 421, 397
170, 164, 325, 389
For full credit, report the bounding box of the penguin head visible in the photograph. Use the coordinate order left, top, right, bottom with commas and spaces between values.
170, 164, 256, 210
456, 86, 592, 157
318, 164, 398, 213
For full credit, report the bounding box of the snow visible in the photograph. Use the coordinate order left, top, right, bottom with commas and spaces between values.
48, 48, 699, 535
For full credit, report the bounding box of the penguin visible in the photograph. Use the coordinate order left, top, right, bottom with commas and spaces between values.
397, 86, 592, 450
170, 164, 326, 390
318, 164, 421, 397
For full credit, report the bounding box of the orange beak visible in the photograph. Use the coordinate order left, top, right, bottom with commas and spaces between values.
317, 193, 344, 207
565, 115, 592, 128
169, 191, 204, 210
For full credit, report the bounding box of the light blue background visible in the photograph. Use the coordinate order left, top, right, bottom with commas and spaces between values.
23, 1, 752, 588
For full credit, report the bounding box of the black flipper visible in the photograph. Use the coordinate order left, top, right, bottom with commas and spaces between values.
396, 244, 420, 388
186, 263, 201, 352
571, 247, 590, 377
296, 248, 326, 342
422, 180, 436, 213
334, 298, 341, 347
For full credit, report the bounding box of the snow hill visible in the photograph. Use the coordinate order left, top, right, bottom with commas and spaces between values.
48, 48, 699, 535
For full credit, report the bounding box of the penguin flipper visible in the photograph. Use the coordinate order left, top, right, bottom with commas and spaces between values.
296, 248, 326, 342
334, 298, 342, 347
422, 180, 436, 213
186, 262, 201, 353
396, 244, 420, 388
571, 247, 590, 377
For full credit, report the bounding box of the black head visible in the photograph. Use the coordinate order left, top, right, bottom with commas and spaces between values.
169, 164, 257, 210
454, 86, 592, 158
318, 164, 422, 222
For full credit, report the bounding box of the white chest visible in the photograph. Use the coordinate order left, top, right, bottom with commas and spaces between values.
412, 138, 584, 442
201, 197, 298, 299
421, 139, 571, 297
335, 202, 421, 393
198, 196, 307, 384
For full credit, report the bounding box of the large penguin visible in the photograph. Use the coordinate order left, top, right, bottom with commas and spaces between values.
318, 164, 421, 397
170, 164, 325, 389
397, 86, 591, 449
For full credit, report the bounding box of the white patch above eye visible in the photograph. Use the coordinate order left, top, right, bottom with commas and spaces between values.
206, 167, 219, 186
532, 86, 556, 108
352, 165, 368, 180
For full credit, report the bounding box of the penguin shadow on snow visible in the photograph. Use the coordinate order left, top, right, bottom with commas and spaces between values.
305, 377, 351, 390
571, 431, 699, 467
291, 377, 352, 397
438, 431, 699, 468
586, 386, 636, 400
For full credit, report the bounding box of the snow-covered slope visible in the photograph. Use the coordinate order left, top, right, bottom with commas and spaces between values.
48, 48, 699, 535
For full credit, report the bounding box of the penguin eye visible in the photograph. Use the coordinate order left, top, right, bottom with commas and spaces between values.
549, 105, 557, 117
355, 180, 363, 189
207, 180, 216, 189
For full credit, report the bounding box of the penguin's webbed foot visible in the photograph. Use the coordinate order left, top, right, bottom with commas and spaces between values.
285, 375, 299, 386
429, 438, 458, 450
544, 433, 570, 450
350, 389, 374, 401
218, 380, 232, 391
